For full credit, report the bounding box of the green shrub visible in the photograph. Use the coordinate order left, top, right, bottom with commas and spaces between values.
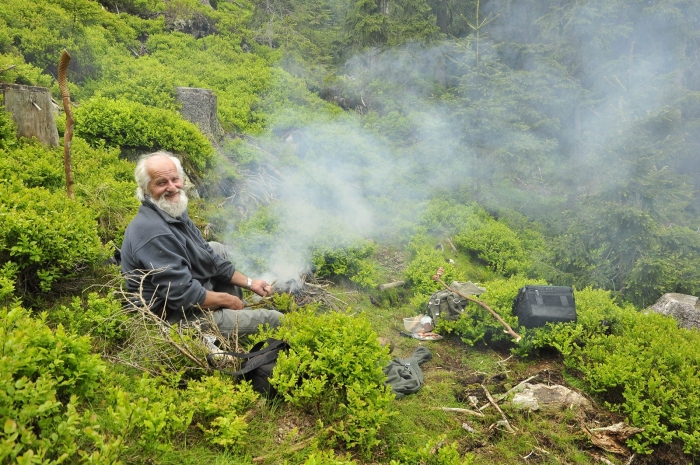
47, 292, 128, 346
404, 234, 458, 304
0, 262, 17, 302
83, 55, 179, 110
418, 198, 488, 237
391, 436, 475, 465
145, 32, 273, 133
103, 374, 194, 456
0, 100, 17, 149
74, 97, 214, 176
0, 141, 65, 190
0, 53, 52, 87
99, 371, 259, 458
268, 308, 395, 453
454, 218, 531, 276
71, 139, 139, 244
0, 304, 108, 463
0, 138, 138, 245
0, 182, 106, 294
186, 375, 259, 449
573, 310, 700, 455
313, 241, 378, 288
301, 450, 358, 464
514, 287, 700, 456
95, 0, 164, 16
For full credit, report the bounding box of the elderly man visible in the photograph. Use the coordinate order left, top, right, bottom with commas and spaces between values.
121, 151, 282, 337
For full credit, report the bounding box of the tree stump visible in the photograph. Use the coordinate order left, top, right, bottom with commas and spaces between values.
175, 87, 224, 141
1, 83, 59, 146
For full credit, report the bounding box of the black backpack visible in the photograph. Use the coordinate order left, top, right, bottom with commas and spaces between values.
208, 338, 290, 398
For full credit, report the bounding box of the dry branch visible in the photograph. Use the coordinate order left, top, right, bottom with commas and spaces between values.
113, 269, 240, 375
378, 280, 405, 291
481, 384, 517, 433
478, 375, 538, 410
461, 422, 477, 433
432, 267, 521, 342
435, 407, 485, 417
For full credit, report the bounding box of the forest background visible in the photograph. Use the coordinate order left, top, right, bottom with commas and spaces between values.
2, 0, 700, 463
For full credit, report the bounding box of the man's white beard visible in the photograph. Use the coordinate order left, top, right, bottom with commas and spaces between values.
154, 190, 188, 217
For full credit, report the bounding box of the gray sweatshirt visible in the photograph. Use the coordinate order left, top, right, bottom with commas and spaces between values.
121, 199, 235, 317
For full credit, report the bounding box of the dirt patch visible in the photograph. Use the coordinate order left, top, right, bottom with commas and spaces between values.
635, 442, 694, 465
373, 247, 407, 281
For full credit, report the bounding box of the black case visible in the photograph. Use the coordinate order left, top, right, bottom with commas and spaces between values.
512, 286, 576, 328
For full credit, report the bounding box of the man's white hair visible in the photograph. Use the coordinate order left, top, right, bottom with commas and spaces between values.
134, 151, 185, 201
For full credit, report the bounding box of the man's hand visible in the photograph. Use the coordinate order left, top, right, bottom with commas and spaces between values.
230, 271, 274, 297
202, 291, 244, 310
249, 279, 274, 297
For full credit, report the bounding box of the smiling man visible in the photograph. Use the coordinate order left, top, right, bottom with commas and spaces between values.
120, 151, 282, 337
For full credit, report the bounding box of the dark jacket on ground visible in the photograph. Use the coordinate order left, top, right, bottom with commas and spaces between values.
383, 346, 432, 399
121, 199, 235, 317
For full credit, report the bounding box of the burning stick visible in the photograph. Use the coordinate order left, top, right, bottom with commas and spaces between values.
432, 267, 521, 342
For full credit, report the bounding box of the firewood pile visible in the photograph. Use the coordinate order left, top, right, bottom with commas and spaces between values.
254, 276, 348, 311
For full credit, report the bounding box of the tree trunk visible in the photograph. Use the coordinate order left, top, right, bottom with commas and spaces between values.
435, 0, 450, 34
175, 87, 224, 142
1, 83, 59, 146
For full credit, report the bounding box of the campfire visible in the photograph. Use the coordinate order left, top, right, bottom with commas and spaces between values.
258, 275, 347, 311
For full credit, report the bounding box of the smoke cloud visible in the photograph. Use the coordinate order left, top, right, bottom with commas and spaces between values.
221, 1, 700, 285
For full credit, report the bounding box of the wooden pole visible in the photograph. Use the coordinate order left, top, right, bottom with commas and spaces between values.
57, 49, 75, 199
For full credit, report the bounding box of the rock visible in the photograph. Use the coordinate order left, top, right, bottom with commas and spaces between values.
647, 293, 700, 330
510, 383, 593, 412
165, 10, 215, 39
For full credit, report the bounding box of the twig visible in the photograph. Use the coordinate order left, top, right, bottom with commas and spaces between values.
115, 269, 220, 372
433, 267, 521, 342
496, 354, 514, 365
493, 375, 538, 403
589, 453, 616, 465
461, 422, 477, 433
435, 407, 485, 417
495, 420, 516, 434
481, 384, 517, 433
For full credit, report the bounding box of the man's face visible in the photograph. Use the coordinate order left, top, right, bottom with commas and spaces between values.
147, 157, 184, 202
147, 156, 188, 217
